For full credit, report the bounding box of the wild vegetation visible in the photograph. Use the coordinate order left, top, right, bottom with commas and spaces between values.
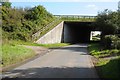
1, 2, 59, 67
1, 2, 120, 78
88, 43, 120, 79
95, 9, 120, 48
1, 2, 70, 67
88, 4, 120, 79
2, 2, 55, 42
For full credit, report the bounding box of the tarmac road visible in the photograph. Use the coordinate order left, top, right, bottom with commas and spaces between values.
2, 44, 98, 78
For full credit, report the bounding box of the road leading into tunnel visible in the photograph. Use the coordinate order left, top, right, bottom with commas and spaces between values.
3, 44, 99, 78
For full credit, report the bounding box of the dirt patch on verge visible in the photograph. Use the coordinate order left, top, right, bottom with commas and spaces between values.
24, 46, 49, 55
91, 56, 99, 65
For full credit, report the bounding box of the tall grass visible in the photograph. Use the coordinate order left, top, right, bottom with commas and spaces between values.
2, 44, 35, 67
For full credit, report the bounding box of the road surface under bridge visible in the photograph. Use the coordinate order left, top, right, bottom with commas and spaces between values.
63, 21, 100, 43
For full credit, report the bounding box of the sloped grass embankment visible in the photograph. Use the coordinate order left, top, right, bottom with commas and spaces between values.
88, 43, 120, 79
2, 44, 35, 67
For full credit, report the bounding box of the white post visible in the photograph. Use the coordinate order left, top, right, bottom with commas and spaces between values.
90, 32, 92, 40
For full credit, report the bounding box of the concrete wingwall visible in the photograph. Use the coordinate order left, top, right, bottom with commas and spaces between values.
36, 21, 64, 44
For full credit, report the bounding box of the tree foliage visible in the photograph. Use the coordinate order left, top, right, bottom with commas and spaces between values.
1, 2, 11, 8
103, 35, 120, 49
95, 8, 120, 49
96, 9, 118, 34
2, 4, 55, 41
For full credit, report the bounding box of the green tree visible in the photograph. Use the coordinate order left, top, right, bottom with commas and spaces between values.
2, 4, 55, 41
24, 5, 54, 32
96, 9, 119, 41
118, 1, 120, 11
95, 8, 120, 49
117, 1, 120, 34
1, 2, 11, 8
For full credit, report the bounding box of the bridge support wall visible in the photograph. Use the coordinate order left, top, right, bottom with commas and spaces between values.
36, 21, 96, 44
36, 21, 64, 44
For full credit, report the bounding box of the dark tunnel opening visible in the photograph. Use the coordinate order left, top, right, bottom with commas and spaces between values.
63, 21, 99, 44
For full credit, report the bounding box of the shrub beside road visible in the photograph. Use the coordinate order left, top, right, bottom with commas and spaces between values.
88, 43, 120, 79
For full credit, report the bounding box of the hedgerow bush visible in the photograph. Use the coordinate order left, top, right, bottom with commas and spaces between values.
103, 35, 120, 49
2, 3, 55, 41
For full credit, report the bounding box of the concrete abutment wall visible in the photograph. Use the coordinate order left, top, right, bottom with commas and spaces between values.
36, 21, 96, 44
36, 21, 64, 44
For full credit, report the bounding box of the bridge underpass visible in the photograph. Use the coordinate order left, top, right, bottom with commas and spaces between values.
3, 22, 100, 78
36, 21, 100, 44
63, 21, 96, 43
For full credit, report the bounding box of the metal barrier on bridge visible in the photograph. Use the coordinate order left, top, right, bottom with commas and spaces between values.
54, 15, 97, 19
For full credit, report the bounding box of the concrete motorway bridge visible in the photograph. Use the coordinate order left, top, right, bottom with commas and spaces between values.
36, 20, 100, 44
2, 16, 100, 78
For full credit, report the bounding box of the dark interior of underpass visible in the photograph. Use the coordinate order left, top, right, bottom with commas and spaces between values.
63, 21, 98, 43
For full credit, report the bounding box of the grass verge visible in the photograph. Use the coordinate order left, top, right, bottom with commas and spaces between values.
2, 44, 35, 67
88, 43, 120, 79
88, 43, 120, 58
96, 56, 120, 79
1, 40, 69, 69
8, 40, 70, 48
30, 43, 70, 48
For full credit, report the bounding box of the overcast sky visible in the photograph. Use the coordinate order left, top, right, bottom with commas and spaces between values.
10, 0, 119, 16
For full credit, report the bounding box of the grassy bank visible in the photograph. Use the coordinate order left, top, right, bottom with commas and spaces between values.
96, 56, 120, 79
88, 43, 120, 79
32, 43, 70, 48
88, 43, 120, 58
2, 44, 35, 67
2, 40, 70, 68
7, 40, 70, 48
